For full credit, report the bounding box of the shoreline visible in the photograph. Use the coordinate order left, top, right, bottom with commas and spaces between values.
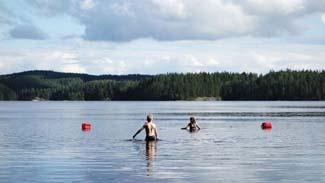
0, 99, 324, 102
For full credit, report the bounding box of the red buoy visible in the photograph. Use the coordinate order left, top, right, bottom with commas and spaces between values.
82, 122, 92, 131
261, 121, 272, 129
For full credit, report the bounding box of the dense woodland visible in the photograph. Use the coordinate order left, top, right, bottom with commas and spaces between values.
0, 70, 324, 101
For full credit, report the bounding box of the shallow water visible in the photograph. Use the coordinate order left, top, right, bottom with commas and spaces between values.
0, 101, 325, 182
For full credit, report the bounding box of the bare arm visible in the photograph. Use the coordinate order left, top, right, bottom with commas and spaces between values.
181, 123, 190, 130
196, 123, 201, 130
154, 127, 158, 139
133, 126, 144, 139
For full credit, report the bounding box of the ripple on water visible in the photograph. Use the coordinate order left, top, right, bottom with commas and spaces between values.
0, 101, 325, 182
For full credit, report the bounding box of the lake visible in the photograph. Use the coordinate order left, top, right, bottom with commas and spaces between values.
0, 101, 325, 182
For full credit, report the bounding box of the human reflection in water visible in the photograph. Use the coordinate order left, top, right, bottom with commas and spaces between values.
145, 140, 157, 176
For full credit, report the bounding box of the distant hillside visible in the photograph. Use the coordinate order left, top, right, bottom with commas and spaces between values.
0, 70, 324, 101
4, 70, 151, 81
0, 70, 151, 100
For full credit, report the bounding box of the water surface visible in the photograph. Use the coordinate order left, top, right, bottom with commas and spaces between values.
0, 101, 325, 182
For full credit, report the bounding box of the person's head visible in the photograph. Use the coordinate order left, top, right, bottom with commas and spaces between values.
147, 114, 153, 122
190, 117, 196, 123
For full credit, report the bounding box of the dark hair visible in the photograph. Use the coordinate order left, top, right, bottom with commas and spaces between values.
190, 117, 196, 123
147, 114, 153, 122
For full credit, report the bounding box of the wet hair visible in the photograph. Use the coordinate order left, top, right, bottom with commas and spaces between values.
147, 114, 153, 122
190, 117, 196, 123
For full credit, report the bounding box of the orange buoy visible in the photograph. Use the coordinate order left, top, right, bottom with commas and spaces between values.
82, 122, 92, 131
261, 121, 272, 129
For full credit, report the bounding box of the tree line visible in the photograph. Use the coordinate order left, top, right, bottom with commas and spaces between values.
0, 70, 324, 101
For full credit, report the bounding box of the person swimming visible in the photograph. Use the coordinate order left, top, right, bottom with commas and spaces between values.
181, 117, 201, 132
133, 114, 158, 141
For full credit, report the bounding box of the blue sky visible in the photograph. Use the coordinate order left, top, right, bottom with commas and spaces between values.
0, 0, 325, 75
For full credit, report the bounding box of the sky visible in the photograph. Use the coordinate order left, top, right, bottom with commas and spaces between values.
0, 0, 325, 75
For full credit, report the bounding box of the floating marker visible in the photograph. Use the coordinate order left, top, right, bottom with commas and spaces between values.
261, 121, 272, 129
82, 122, 92, 131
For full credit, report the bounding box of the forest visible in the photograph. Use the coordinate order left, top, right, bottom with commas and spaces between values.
0, 70, 324, 101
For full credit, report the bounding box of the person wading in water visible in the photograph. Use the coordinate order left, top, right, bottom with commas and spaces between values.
133, 114, 158, 141
181, 116, 201, 132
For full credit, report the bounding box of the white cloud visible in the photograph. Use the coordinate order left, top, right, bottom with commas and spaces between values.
241, 0, 305, 15
321, 14, 325, 24
1, 1, 325, 75
48, 51, 78, 61
62, 64, 86, 73
110, 2, 134, 16
0, 49, 84, 74
25, 0, 325, 41
151, 0, 187, 18
80, 0, 95, 10
246, 48, 323, 73
1, 36, 325, 75
87, 58, 128, 74
206, 58, 219, 66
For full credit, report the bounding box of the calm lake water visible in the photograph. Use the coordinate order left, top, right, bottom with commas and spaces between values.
0, 101, 325, 182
